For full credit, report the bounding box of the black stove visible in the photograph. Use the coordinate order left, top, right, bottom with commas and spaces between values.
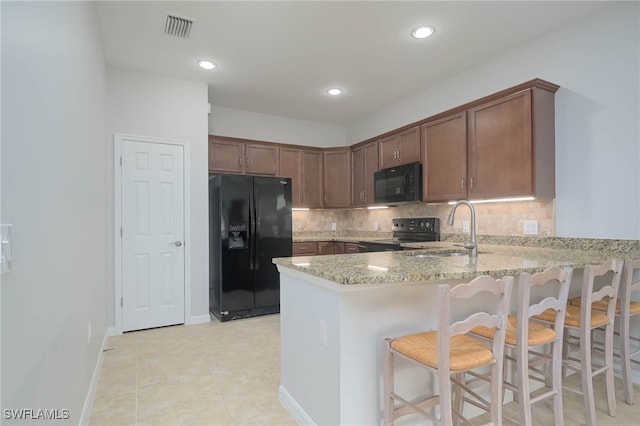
357, 217, 440, 252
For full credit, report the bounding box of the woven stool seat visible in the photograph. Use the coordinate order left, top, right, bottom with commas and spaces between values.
390, 331, 493, 371
472, 315, 557, 346
570, 296, 640, 315
535, 304, 609, 328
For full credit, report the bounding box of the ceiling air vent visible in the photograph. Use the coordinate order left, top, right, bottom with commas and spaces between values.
165, 14, 193, 39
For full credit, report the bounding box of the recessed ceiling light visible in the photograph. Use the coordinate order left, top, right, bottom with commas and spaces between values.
411, 26, 435, 39
327, 88, 343, 96
198, 60, 217, 70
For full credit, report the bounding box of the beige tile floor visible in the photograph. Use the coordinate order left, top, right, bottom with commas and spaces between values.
90, 314, 640, 426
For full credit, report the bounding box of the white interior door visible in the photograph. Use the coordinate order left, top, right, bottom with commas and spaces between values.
121, 140, 185, 331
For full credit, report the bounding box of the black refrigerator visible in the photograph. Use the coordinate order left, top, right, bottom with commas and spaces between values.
209, 174, 292, 321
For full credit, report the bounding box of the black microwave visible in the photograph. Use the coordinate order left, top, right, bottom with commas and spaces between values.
374, 162, 423, 204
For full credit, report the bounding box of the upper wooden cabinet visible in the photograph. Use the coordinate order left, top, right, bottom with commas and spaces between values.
301, 150, 324, 208
379, 126, 421, 169
209, 136, 278, 175
467, 87, 555, 199
323, 149, 351, 208
279, 147, 324, 208
351, 141, 379, 206
420, 81, 557, 202
421, 112, 468, 202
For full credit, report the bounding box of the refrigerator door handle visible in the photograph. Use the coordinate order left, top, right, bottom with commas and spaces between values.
249, 189, 255, 270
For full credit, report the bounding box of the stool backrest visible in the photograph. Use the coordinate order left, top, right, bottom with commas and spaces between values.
438, 275, 514, 373
518, 266, 573, 345
621, 258, 640, 317
581, 259, 624, 326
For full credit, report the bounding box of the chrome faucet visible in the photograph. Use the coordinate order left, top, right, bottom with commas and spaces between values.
447, 200, 478, 258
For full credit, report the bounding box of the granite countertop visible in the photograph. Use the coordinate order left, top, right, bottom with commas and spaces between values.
273, 242, 640, 285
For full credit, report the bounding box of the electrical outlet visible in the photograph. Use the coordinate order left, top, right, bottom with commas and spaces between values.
373, 221, 379, 231
462, 220, 470, 233
523, 220, 539, 235
88, 321, 92, 343
331, 222, 336, 231
318, 319, 327, 347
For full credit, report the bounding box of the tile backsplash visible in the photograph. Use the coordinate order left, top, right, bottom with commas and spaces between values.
293, 200, 555, 237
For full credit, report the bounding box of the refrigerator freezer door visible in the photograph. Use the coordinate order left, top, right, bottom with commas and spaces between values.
253, 177, 292, 308
219, 174, 254, 313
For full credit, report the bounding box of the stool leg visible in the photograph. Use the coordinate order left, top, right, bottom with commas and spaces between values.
620, 311, 634, 405
604, 321, 618, 416
383, 339, 394, 426
581, 325, 597, 426
551, 338, 565, 426
517, 342, 532, 426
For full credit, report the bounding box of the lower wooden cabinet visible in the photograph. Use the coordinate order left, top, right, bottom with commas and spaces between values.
345, 243, 360, 254
292, 241, 357, 256
292, 242, 318, 256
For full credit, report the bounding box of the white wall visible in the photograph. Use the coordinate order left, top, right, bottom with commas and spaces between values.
347, 3, 640, 240
209, 105, 347, 148
1, 2, 107, 423
106, 68, 209, 326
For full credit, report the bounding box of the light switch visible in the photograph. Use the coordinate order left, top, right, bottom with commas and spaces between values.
462, 220, 470, 233
331, 222, 336, 231
1, 224, 13, 275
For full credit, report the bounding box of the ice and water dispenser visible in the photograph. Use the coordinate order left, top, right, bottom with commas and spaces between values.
228, 223, 247, 249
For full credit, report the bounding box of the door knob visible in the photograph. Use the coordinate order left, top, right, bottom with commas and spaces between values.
174, 241, 183, 247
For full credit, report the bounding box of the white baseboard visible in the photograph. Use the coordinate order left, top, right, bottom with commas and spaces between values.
106, 326, 120, 336
78, 331, 109, 426
279, 385, 315, 426
188, 314, 211, 325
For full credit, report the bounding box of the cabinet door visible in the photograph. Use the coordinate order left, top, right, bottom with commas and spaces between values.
301, 150, 324, 208
292, 242, 317, 256
422, 113, 467, 202
362, 142, 379, 204
345, 243, 360, 254
209, 138, 243, 173
333, 242, 345, 254
379, 134, 399, 170
317, 241, 335, 255
379, 127, 420, 169
353, 141, 380, 206
246, 143, 278, 175
397, 126, 421, 165
351, 146, 366, 206
324, 149, 351, 208
279, 148, 302, 207
468, 90, 532, 199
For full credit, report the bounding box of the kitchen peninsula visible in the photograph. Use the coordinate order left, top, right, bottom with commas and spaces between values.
273, 242, 640, 425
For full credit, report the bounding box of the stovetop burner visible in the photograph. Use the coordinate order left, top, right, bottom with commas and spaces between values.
357, 218, 440, 252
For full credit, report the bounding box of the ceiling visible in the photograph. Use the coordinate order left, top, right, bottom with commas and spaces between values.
96, 1, 611, 126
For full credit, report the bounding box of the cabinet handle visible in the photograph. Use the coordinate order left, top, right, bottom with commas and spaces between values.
361, 190, 365, 201
239, 157, 242, 166
461, 178, 464, 190
470, 177, 474, 190
301, 191, 304, 203
246, 157, 250, 166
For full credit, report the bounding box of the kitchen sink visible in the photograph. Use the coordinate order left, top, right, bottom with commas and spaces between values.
409, 250, 490, 258
413, 251, 468, 258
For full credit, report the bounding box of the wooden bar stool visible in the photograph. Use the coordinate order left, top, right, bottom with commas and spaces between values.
535, 259, 624, 426
471, 266, 573, 425
569, 257, 640, 405
383, 275, 514, 425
